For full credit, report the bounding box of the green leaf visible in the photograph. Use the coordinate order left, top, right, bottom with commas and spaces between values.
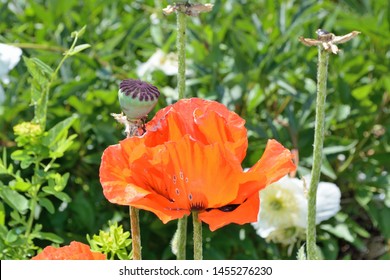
23, 56, 53, 85
0, 187, 29, 214
323, 140, 358, 155
0, 202, 5, 225
54, 192, 71, 203
23, 56, 53, 129
48, 172, 70, 192
39, 197, 55, 214
366, 201, 390, 238
35, 232, 64, 243
42, 187, 72, 203
5, 230, 18, 243
246, 84, 264, 112
355, 186, 373, 207
49, 134, 77, 158
10, 150, 34, 169
321, 224, 355, 243
321, 156, 336, 180
319, 233, 340, 260
11, 181, 31, 192
0, 148, 8, 174
42, 115, 77, 148
335, 104, 351, 122
67, 44, 91, 56
351, 84, 373, 100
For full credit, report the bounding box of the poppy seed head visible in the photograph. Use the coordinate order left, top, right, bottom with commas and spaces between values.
119, 79, 160, 101
118, 79, 160, 120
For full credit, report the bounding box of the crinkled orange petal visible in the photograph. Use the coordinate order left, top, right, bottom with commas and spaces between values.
99, 142, 151, 205
194, 109, 247, 161
159, 135, 242, 210
32, 241, 106, 260
148, 98, 234, 135
119, 137, 169, 198
146, 110, 209, 147
247, 139, 296, 185
100, 139, 190, 222
198, 193, 260, 231
145, 98, 247, 158
232, 139, 296, 203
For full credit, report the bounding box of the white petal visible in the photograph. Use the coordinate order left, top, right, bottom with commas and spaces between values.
136, 50, 164, 77
0, 44, 22, 77
252, 219, 278, 238
316, 181, 341, 223
137, 49, 179, 77
301, 175, 341, 224
252, 176, 308, 237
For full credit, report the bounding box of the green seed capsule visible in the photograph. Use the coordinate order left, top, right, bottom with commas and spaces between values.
118, 79, 160, 120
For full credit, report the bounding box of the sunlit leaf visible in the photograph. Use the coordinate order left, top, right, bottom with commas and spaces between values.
0, 188, 29, 214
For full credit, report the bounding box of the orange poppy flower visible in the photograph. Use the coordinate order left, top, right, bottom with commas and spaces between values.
100, 98, 295, 231
31, 241, 106, 260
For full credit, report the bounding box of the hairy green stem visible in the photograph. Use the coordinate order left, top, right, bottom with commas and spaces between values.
175, 9, 188, 260
306, 47, 329, 260
130, 207, 142, 260
176, 11, 187, 99
192, 212, 203, 260
176, 216, 188, 260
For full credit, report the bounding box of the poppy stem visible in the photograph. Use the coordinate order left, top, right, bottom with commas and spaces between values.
129, 206, 142, 260
306, 46, 329, 260
176, 10, 187, 99
176, 216, 188, 260
175, 7, 188, 261
192, 211, 203, 260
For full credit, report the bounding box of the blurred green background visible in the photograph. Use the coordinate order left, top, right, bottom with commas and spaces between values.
0, 0, 389, 259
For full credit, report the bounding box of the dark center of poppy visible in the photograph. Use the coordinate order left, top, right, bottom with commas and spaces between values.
119, 79, 160, 102
217, 204, 240, 212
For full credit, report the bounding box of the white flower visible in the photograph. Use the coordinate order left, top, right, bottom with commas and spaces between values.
252, 175, 341, 245
0, 43, 22, 103
137, 49, 180, 78
0, 43, 22, 83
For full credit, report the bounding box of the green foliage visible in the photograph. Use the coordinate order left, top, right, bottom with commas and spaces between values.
0, 0, 389, 260
87, 221, 132, 260
0, 26, 88, 259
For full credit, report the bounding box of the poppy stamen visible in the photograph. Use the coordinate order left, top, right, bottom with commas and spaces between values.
190, 202, 205, 211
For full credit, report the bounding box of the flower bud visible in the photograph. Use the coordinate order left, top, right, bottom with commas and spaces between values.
118, 79, 160, 120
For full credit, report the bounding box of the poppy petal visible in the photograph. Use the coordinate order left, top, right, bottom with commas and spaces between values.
100, 143, 152, 205
130, 193, 190, 224
160, 135, 242, 210
245, 139, 296, 186
119, 137, 170, 198
194, 109, 248, 161
198, 193, 260, 231
145, 98, 247, 156
32, 241, 106, 260
225, 139, 296, 205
